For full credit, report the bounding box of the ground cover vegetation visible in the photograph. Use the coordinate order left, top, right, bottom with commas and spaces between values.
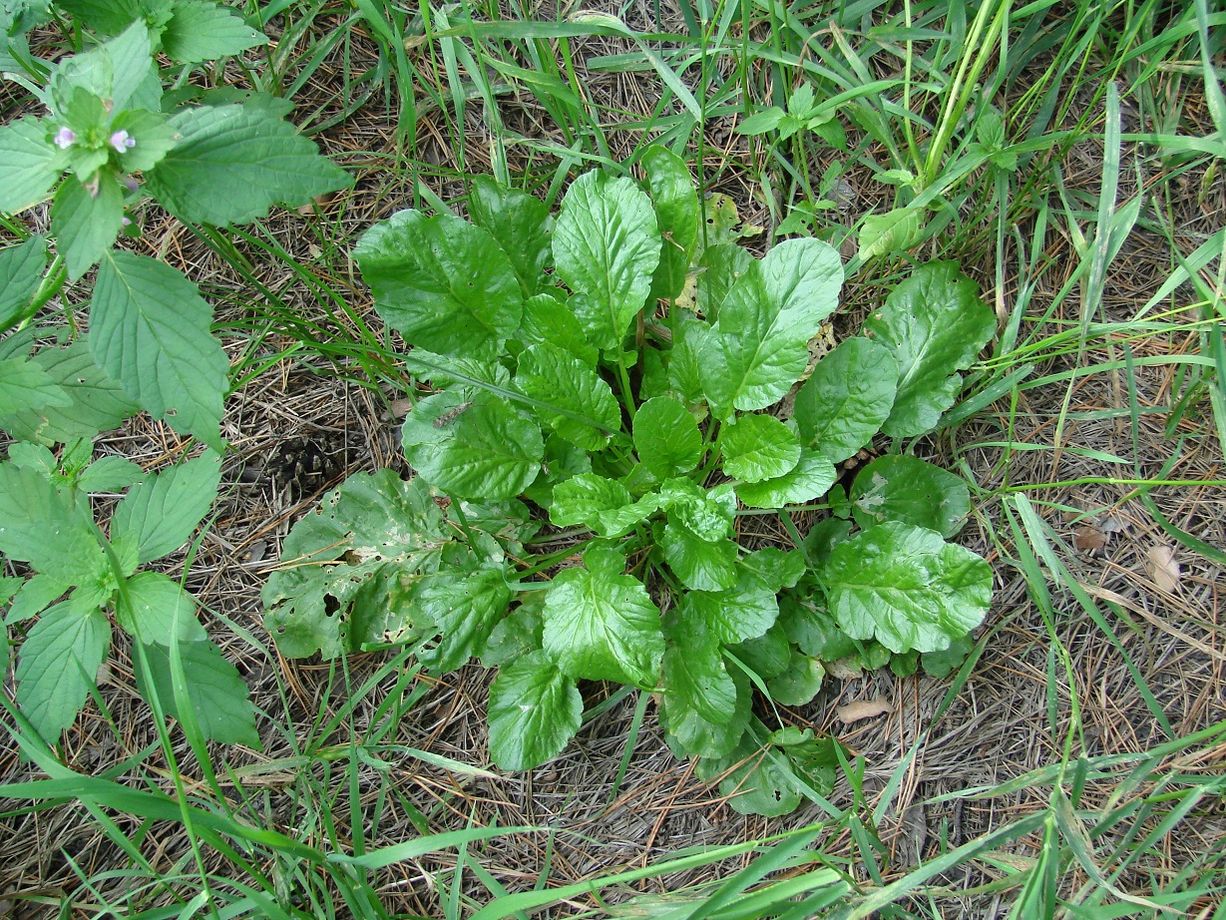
0, 0, 1223, 916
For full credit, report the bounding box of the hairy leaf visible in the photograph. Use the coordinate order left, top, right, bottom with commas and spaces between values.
161, 0, 266, 63
0, 463, 105, 585
136, 637, 260, 746
0, 356, 69, 420
16, 600, 110, 741
110, 451, 221, 563
0, 117, 63, 213
115, 571, 206, 645
51, 172, 125, 279
91, 252, 227, 449
0, 236, 49, 330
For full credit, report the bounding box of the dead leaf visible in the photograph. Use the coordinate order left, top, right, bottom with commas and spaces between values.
1073, 525, 1108, 552
836, 697, 891, 724
1146, 545, 1180, 593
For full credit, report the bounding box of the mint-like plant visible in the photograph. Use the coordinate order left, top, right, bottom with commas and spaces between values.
1, 13, 347, 745
262, 150, 996, 815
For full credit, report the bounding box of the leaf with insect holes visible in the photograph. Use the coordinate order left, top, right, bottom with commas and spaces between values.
552, 171, 661, 353
487, 649, 583, 771
402, 389, 543, 501
642, 145, 698, 302
16, 600, 111, 742
0, 118, 63, 214
110, 451, 221, 563
709, 238, 843, 413
135, 637, 260, 746
850, 455, 970, 538
356, 209, 523, 360
0, 236, 49, 330
542, 544, 664, 687
263, 471, 475, 658
161, 0, 266, 63
468, 176, 553, 296
415, 564, 513, 673
144, 103, 351, 226
864, 262, 995, 437
550, 473, 659, 538
514, 342, 619, 451
721, 414, 801, 483
794, 337, 897, 463
90, 252, 228, 450
634, 396, 703, 478
821, 522, 991, 653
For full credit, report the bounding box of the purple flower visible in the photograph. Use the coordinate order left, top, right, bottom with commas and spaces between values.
53, 126, 76, 149
109, 129, 136, 153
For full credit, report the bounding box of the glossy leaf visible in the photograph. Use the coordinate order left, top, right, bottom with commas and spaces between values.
515, 343, 619, 450
401, 389, 543, 501
416, 564, 512, 673
864, 262, 995, 437
850, 455, 971, 537
355, 209, 523, 359
542, 544, 664, 687
550, 473, 658, 538
721, 414, 801, 483
633, 395, 703, 478
552, 171, 660, 353
642, 145, 698, 301
821, 522, 991, 653
468, 176, 552, 296
488, 650, 583, 771
794, 337, 897, 462
735, 450, 836, 509
659, 521, 737, 591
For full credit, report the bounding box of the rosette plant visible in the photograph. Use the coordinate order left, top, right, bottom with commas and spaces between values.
263, 149, 997, 815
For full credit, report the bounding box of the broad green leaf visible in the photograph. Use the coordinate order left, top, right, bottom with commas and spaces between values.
857, 206, 924, 260
0, 356, 69, 420
642, 145, 698, 301
468, 176, 552, 295
0, 236, 48, 330
481, 598, 543, 667
767, 654, 825, 706
401, 389, 543, 501
850, 455, 971, 538
2, 339, 139, 443
864, 262, 996, 437
542, 544, 664, 687
401, 349, 510, 389
54, 0, 157, 34
91, 252, 227, 449
659, 478, 735, 542
523, 433, 591, 508
667, 312, 716, 406
107, 107, 179, 173
136, 638, 260, 746
16, 600, 110, 741
721, 414, 801, 483
660, 613, 747, 759
488, 649, 582, 771
77, 455, 145, 492
53, 21, 158, 113
659, 521, 736, 591
735, 450, 836, 509
355, 209, 523, 359
4, 572, 70, 625
262, 472, 455, 658
821, 522, 991, 653
110, 451, 221, 563
552, 171, 661, 353
735, 107, 785, 135
51, 172, 125, 279
694, 727, 808, 817
550, 473, 658, 538
515, 343, 619, 450
733, 625, 791, 679
634, 396, 703, 478
161, 0, 266, 63
0, 463, 105, 584
693, 243, 752, 320
794, 337, 897, 462
922, 633, 974, 678
0, 118, 62, 213
740, 548, 805, 592
144, 104, 351, 225
115, 570, 207, 645
515, 293, 597, 366
680, 570, 779, 646
780, 596, 856, 662
713, 238, 844, 412
416, 564, 512, 673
